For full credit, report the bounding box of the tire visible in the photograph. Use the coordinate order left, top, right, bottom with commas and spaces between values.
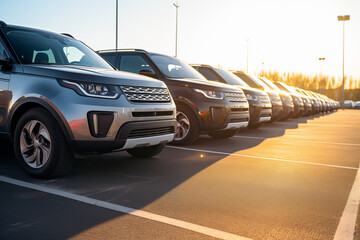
208, 129, 238, 139
13, 108, 74, 178
248, 123, 261, 129
172, 104, 200, 145
126, 144, 165, 158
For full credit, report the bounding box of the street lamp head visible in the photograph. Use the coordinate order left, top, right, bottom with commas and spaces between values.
338, 15, 350, 21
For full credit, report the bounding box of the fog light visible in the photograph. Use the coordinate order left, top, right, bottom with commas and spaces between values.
88, 112, 114, 137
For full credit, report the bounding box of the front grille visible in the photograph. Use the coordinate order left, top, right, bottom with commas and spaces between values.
225, 92, 247, 102
259, 95, 270, 103
132, 111, 173, 117
128, 126, 174, 139
121, 86, 171, 103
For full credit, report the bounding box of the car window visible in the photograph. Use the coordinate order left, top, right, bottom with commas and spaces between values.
101, 54, 117, 66
197, 68, 221, 81
119, 55, 154, 74
214, 68, 249, 87
150, 54, 206, 80
32, 49, 56, 63
0, 41, 8, 61
4, 28, 112, 69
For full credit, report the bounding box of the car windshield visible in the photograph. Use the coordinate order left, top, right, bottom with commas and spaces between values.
150, 54, 206, 80
274, 82, 297, 94
260, 77, 282, 91
4, 27, 112, 69
247, 74, 271, 90
214, 68, 249, 87
236, 72, 270, 90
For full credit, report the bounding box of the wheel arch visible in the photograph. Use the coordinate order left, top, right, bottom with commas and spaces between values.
9, 97, 74, 143
173, 97, 203, 127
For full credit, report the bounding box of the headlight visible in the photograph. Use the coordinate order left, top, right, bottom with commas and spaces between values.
58, 80, 120, 99
193, 88, 224, 100
246, 93, 259, 101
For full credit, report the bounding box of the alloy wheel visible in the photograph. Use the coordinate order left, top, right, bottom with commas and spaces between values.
20, 120, 52, 168
174, 111, 190, 141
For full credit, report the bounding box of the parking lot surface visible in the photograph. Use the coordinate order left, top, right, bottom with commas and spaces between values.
1, 110, 359, 240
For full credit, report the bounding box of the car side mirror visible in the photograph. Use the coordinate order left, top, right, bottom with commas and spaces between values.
139, 69, 157, 79
0, 58, 13, 71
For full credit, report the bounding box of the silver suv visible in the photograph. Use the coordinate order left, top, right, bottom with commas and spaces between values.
0, 21, 177, 178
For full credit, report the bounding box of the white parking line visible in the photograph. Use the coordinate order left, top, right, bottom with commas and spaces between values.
0, 176, 251, 240
234, 135, 360, 147
166, 146, 359, 171
334, 162, 360, 240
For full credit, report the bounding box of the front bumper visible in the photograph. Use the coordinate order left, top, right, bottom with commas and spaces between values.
51, 86, 177, 153
71, 119, 177, 153
281, 104, 294, 119
249, 103, 272, 125
271, 104, 283, 121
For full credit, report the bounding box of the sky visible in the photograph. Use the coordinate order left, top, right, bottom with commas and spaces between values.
1, 0, 359, 82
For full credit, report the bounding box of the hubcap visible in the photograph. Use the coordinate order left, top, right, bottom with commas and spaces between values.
20, 120, 51, 169
174, 111, 190, 141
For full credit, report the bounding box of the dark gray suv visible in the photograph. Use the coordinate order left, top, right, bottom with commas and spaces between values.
0, 21, 177, 178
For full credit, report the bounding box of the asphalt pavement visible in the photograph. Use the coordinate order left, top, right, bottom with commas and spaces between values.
0, 110, 359, 240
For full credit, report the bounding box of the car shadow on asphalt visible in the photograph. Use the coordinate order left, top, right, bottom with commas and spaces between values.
0, 111, 336, 239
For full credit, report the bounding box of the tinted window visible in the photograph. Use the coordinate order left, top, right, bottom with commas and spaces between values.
235, 72, 258, 88
197, 68, 221, 81
101, 54, 117, 66
4, 28, 112, 69
260, 77, 281, 91
118, 55, 153, 74
150, 54, 206, 80
214, 68, 249, 87
273, 82, 289, 91
0, 41, 8, 61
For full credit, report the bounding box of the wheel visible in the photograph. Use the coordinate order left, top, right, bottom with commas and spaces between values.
126, 144, 165, 158
247, 123, 261, 129
13, 108, 74, 178
172, 104, 200, 145
208, 129, 238, 139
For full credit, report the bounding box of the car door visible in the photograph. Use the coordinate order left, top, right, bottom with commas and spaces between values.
0, 40, 12, 133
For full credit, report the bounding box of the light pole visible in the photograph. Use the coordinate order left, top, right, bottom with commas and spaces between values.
173, 2, 179, 57
115, 0, 118, 50
338, 15, 350, 108
246, 38, 249, 73
319, 57, 325, 77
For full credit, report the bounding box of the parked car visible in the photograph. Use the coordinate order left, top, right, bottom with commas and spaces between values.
98, 50, 250, 143
258, 77, 294, 120
0, 21, 178, 178
272, 81, 305, 117
297, 89, 320, 114
191, 65, 272, 128
232, 71, 283, 122
292, 87, 313, 115
354, 101, 360, 109
344, 100, 354, 109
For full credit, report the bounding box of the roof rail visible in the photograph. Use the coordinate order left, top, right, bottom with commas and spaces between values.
97, 49, 148, 53
0, 20, 8, 27
61, 33, 74, 39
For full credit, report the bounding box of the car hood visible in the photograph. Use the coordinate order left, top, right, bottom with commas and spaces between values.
166, 78, 243, 93
21, 64, 166, 88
